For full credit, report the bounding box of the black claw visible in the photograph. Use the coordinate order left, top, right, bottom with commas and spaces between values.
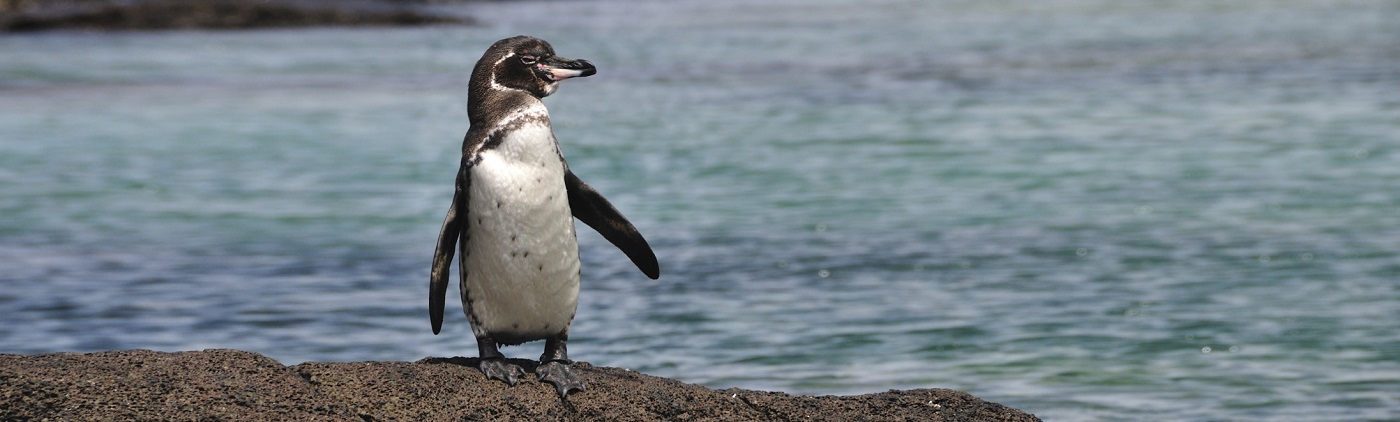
479, 358, 526, 385
537, 361, 586, 399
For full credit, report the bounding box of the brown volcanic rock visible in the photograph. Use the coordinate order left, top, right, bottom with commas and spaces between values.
1, 349, 1041, 421
0, 349, 351, 420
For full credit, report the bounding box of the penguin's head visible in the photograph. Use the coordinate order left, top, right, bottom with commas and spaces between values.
474, 35, 596, 99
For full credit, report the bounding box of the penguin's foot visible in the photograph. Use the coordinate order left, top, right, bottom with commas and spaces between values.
479, 358, 526, 385
537, 360, 586, 399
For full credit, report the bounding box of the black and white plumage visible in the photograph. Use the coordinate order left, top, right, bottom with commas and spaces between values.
429, 35, 660, 399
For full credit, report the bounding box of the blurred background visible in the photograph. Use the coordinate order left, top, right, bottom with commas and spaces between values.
2, 0, 1398, 420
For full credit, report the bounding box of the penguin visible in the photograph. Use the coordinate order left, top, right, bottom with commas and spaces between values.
429, 35, 660, 399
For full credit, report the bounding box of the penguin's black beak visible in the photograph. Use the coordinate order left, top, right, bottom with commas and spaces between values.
539, 57, 596, 81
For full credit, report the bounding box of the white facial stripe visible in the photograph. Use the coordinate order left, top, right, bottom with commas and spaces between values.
489, 51, 526, 93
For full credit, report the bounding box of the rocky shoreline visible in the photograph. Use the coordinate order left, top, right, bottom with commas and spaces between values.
0, 0, 471, 31
1, 349, 1041, 421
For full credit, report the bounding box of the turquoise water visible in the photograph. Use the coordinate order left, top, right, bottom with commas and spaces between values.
3, 0, 1399, 419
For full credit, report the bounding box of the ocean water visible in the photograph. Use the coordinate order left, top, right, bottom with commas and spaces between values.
2, 0, 1399, 420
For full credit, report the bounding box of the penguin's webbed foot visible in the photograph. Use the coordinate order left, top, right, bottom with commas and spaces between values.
537, 360, 586, 399
479, 358, 526, 385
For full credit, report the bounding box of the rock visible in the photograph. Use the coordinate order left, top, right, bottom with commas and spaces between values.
1, 349, 1041, 421
0, 0, 468, 32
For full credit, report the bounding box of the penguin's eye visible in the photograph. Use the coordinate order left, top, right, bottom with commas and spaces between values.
519, 55, 538, 65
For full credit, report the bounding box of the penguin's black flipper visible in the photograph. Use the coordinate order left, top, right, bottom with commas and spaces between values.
564, 170, 660, 279
429, 161, 472, 334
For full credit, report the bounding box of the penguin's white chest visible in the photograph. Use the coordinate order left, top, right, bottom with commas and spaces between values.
462, 121, 580, 342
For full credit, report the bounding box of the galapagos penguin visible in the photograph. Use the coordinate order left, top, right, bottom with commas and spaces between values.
429, 35, 660, 399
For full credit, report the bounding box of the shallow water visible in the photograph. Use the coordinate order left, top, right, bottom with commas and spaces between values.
3, 0, 1399, 420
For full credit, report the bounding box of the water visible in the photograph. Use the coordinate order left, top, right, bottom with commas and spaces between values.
3, 0, 1399, 419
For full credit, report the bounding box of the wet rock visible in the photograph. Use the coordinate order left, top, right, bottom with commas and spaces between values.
1, 349, 1042, 421
0, 0, 468, 32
